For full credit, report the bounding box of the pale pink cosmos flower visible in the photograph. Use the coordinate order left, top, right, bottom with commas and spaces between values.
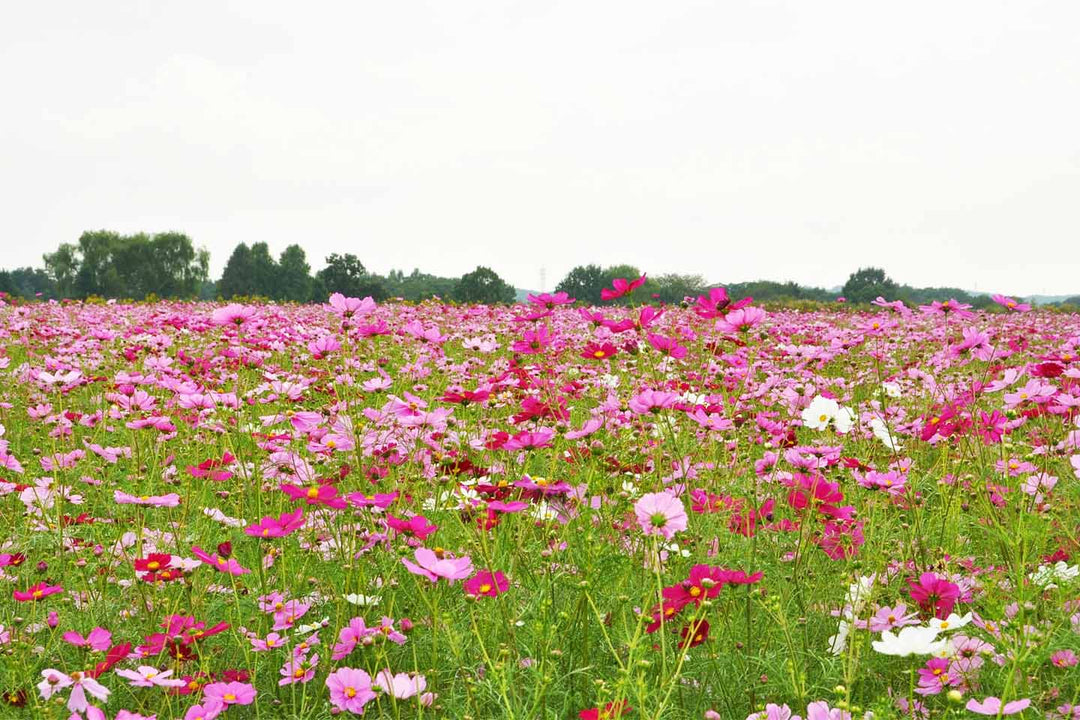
402, 548, 474, 584
38, 669, 110, 713
326, 667, 376, 714
115, 665, 187, 688
374, 669, 427, 699
634, 492, 688, 540
966, 696, 1030, 715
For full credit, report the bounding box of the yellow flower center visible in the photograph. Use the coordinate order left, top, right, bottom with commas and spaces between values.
345, 687, 357, 698
147, 560, 160, 570
479, 583, 492, 593
224, 693, 236, 702
306, 487, 319, 499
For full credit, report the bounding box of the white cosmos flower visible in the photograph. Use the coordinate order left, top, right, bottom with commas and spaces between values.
345, 594, 381, 607
1030, 561, 1080, 589
871, 625, 947, 656
928, 612, 972, 632
869, 417, 903, 451
882, 381, 902, 398
801, 395, 856, 434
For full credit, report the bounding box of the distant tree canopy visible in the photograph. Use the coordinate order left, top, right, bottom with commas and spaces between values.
842, 267, 898, 304
455, 266, 515, 304
41, 231, 208, 299
5, 237, 1061, 310
315, 253, 388, 302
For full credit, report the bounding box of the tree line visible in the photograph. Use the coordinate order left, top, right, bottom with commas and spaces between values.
1, 232, 1067, 308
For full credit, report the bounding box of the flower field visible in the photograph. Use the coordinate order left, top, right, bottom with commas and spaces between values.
2, 287, 1080, 719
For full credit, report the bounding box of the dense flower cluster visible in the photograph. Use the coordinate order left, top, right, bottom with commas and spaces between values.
0, 285, 1076, 718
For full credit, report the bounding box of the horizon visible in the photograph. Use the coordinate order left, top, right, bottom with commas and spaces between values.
3, 1, 1080, 295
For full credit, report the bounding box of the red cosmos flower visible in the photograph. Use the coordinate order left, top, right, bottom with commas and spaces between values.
579, 700, 632, 719
908, 572, 961, 619
88, 642, 133, 678
581, 342, 619, 360
134, 553, 173, 574
601, 274, 647, 301
463, 569, 509, 598
679, 619, 710, 648
13, 582, 62, 602
440, 389, 490, 405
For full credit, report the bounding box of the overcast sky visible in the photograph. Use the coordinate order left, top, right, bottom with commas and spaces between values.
3, 1, 1079, 296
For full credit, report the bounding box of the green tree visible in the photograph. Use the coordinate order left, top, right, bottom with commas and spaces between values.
653, 273, 708, 304
218, 243, 256, 299
842, 267, 899, 305
43, 243, 79, 297
316, 254, 388, 301
276, 245, 313, 302
454, 266, 516, 304
249, 242, 279, 298
555, 264, 606, 304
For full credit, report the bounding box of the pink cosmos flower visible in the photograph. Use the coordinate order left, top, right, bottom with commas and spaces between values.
965, 697, 1031, 715
715, 306, 766, 333
327, 293, 376, 319
244, 508, 305, 538
210, 304, 257, 327
402, 548, 474, 584
332, 617, 372, 660
511, 326, 553, 354
628, 390, 678, 415
634, 492, 688, 540
463, 569, 510, 598
63, 627, 112, 651
503, 429, 555, 451
114, 491, 181, 507
183, 702, 223, 720
386, 514, 438, 540
646, 333, 688, 359
37, 669, 110, 713
191, 546, 251, 576
115, 666, 187, 688
326, 667, 376, 714
202, 681, 256, 707
992, 294, 1031, 312
601, 274, 647, 301
278, 653, 319, 686
374, 669, 427, 699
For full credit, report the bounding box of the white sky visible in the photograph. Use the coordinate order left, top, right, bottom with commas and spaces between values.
2, 1, 1079, 296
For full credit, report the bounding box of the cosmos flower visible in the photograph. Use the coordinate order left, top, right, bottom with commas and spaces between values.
634, 492, 688, 540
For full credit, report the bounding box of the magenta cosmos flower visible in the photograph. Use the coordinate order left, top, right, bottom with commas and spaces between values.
402, 548, 473, 584
14, 582, 63, 602
463, 569, 510, 598
244, 508, 305, 538
634, 492, 688, 540
191, 546, 251, 576
326, 667, 376, 714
